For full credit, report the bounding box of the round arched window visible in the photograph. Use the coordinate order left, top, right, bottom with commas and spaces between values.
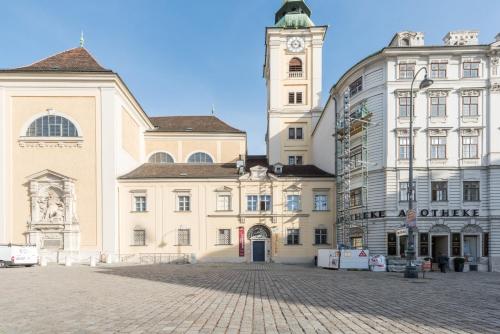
289, 58, 303, 72
149, 152, 174, 164
26, 115, 78, 137
187, 152, 213, 164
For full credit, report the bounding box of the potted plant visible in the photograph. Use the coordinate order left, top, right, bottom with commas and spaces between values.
454, 257, 465, 272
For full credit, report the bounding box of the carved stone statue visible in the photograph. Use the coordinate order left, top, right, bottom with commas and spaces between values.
41, 190, 65, 222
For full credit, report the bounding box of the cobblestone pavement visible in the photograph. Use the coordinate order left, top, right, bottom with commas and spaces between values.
0, 263, 499, 334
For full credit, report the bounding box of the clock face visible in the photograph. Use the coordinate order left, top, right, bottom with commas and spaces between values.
287, 37, 305, 53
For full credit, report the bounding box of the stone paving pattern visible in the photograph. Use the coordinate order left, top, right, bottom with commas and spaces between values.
0, 263, 499, 333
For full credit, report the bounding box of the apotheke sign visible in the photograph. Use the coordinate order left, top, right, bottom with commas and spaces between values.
350, 209, 480, 221
398, 209, 480, 218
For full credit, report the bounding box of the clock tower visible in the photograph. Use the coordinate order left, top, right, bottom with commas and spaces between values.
264, 0, 327, 165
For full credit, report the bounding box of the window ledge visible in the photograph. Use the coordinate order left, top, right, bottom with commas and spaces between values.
130, 211, 149, 214
313, 243, 331, 246
19, 137, 83, 148
130, 245, 147, 247
284, 244, 303, 246
173, 244, 192, 247
215, 210, 233, 213
175, 211, 192, 213
214, 244, 234, 246
312, 210, 330, 212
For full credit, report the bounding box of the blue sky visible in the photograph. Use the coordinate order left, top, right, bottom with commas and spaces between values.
1, 0, 499, 154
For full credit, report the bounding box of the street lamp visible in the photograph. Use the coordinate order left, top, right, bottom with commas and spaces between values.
404, 67, 433, 279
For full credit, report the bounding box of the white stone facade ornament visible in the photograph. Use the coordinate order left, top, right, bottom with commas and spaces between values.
461, 90, 480, 97
491, 82, 500, 93
461, 224, 483, 233
428, 90, 449, 97
429, 224, 451, 233
25, 170, 80, 252
491, 57, 499, 76
247, 225, 271, 239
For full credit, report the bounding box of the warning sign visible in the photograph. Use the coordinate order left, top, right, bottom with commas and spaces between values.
358, 250, 367, 257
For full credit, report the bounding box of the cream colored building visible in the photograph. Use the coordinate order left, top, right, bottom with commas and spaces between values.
0, 0, 336, 263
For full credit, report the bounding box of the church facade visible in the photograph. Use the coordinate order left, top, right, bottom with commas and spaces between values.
0, 0, 336, 263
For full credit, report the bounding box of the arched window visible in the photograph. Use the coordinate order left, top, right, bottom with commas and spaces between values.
289, 58, 303, 73
401, 38, 410, 47
26, 115, 78, 137
149, 152, 174, 164
187, 152, 213, 164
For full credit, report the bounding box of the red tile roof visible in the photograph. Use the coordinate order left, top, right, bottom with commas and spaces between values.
2, 47, 111, 73
149, 116, 245, 133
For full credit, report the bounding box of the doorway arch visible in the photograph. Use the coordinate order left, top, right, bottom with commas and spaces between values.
247, 225, 271, 263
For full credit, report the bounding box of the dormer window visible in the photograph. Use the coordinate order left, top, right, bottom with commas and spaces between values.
274, 164, 283, 175
401, 38, 410, 47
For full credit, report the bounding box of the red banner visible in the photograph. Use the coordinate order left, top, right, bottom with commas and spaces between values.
239, 227, 244, 257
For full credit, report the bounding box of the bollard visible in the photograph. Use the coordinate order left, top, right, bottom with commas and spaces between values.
65, 256, 72, 267
90, 256, 97, 267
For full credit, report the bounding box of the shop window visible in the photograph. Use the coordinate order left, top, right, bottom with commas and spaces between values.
387, 233, 397, 256
419, 233, 429, 257
483, 233, 489, 257
452, 233, 461, 257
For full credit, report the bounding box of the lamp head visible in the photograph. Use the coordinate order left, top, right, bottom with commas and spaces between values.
419, 75, 434, 89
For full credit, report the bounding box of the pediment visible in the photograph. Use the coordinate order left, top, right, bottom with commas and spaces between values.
285, 185, 301, 192
214, 186, 232, 193
26, 169, 74, 182
249, 165, 268, 180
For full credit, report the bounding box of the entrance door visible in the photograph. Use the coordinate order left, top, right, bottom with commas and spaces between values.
431, 235, 449, 260
252, 241, 265, 262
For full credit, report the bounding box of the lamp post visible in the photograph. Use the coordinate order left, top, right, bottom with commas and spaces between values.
404, 67, 433, 279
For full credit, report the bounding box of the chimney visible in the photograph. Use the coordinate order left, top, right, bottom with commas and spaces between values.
443, 30, 479, 46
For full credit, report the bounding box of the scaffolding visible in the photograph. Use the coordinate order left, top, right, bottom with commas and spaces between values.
336, 90, 371, 249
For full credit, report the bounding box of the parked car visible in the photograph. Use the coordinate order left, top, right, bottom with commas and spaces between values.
0, 244, 38, 268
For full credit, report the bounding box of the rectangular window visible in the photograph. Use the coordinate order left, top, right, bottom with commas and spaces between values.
288, 127, 303, 139
399, 182, 416, 202
315, 229, 328, 244
430, 136, 447, 159
431, 62, 447, 78
351, 149, 363, 168
350, 188, 362, 207
419, 233, 429, 257
217, 229, 231, 245
398, 137, 411, 160
462, 136, 479, 159
452, 233, 461, 257
288, 156, 303, 165
177, 229, 191, 246
349, 77, 363, 97
314, 194, 328, 211
216, 194, 231, 211
431, 181, 448, 201
462, 96, 479, 116
178, 195, 190, 211
484, 233, 489, 257
430, 96, 446, 117
247, 195, 258, 211
260, 195, 271, 211
287, 229, 300, 245
133, 230, 146, 246
463, 61, 480, 78
399, 62, 415, 79
463, 181, 480, 201
399, 96, 411, 117
288, 92, 303, 104
387, 233, 397, 256
286, 195, 301, 211
134, 196, 147, 212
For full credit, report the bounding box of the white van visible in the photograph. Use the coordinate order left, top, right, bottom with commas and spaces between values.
0, 244, 38, 268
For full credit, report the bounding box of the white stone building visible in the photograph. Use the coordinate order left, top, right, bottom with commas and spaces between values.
313, 30, 500, 272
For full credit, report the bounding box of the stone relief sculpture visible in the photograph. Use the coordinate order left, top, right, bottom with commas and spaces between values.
26, 170, 80, 252
39, 189, 65, 222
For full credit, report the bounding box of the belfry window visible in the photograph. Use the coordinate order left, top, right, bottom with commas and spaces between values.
289, 58, 303, 78
26, 115, 78, 137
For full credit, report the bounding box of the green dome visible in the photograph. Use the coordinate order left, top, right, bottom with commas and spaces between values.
274, 0, 314, 28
